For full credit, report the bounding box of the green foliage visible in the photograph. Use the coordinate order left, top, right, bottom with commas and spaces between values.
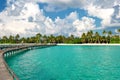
79, 30, 120, 43
0, 29, 120, 44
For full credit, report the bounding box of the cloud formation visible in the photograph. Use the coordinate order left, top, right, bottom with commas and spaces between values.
40, 0, 120, 28
0, 0, 120, 37
86, 4, 114, 26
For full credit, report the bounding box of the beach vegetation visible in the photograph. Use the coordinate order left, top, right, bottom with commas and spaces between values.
0, 29, 120, 44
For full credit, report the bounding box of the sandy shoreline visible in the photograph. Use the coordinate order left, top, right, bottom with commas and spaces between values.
57, 43, 120, 46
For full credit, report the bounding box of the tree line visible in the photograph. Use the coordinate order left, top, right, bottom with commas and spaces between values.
0, 29, 120, 44
81, 30, 119, 43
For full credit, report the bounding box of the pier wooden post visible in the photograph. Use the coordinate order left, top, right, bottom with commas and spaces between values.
0, 43, 56, 80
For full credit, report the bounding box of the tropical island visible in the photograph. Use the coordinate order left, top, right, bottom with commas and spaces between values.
1, 0, 120, 80
0, 29, 120, 44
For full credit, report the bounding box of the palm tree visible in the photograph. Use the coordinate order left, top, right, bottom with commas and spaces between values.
108, 31, 112, 37
87, 31, 90, 43
56, 35, 65, 43
103, 30, 107, 36
49, 35, 55, 43
70, 35, 74, 40
90, 30, 93, 36
87, 30, 93, 43
42, 35, 47, 43
81, 33, 87, 43
117, 29, 120, 36
15, 34, 20, 43
69, 35, 74, 43
2, 36, 8, 43
108, 31, 112, 43
118, 29, 120, 43
95, 32, 100, 43
20, 37, 26, 43
35, 33, 42, 43
9, 35, 14, 43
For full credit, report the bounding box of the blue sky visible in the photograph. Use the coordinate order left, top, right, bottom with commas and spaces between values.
39, 3, 87, 20
0, 0, 120, 37
0, 0, 6, 12
39, 3, 101, 27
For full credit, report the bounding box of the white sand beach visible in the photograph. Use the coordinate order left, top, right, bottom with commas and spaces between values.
57, 43, 120, 46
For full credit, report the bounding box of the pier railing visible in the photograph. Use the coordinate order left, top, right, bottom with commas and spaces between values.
2, 53, 19, 80
0, 43, 56, 80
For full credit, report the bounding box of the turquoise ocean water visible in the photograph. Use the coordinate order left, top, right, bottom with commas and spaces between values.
5, 45, 120, 80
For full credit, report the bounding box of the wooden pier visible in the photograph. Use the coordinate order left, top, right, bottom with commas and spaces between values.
0, 43, 56, 80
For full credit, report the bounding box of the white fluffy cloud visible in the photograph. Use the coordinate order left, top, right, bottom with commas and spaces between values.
0, 1, 43, 36
39, 0, 120, 11
39, 0, 87, 12
72, 17, 95, 36
86, 4, 114, 26
73, 17, 95, 31
39, 0, 120, 28
0, 0, 120, 37
0, 0, 97, 37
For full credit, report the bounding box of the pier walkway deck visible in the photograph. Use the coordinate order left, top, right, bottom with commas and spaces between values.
0, 50, 13, 80
0, 43, 56, 80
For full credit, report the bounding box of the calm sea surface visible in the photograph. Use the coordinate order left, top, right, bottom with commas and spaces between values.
5, 45, 120, 80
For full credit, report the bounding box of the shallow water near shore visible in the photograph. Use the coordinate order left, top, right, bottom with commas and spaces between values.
5, 45, 120, 80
